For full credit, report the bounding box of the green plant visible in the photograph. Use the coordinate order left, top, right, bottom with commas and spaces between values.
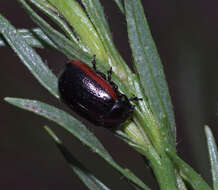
0, 0, 217, 189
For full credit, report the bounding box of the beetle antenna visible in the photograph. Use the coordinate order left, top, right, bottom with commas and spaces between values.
92, 55, 97, 70
129, 97, 143, 101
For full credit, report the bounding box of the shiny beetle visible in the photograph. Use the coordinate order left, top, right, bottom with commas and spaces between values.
58, 59, 135, 128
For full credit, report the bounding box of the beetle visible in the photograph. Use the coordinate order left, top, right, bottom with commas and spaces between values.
58, 58, 136, 128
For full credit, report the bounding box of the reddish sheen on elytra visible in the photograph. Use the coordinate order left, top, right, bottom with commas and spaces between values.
58, 59, 135, 128
70, 60, 116, 100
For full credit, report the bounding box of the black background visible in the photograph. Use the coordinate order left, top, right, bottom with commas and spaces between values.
1, 0, 218, 189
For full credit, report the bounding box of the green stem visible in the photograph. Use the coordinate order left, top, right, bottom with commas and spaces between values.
131, 104, 178, 189
125, 122, 178, 190
140, 147, 178, 190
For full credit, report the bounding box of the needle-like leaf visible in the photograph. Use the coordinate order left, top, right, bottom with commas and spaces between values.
5, 97, 151, 190
167, 150, 212, 190
18, 0, 93, 64
124, 0, 176, 149
205, 126, 218, 190
45, 126, 111, 190
0, 14, 59, 98
0, 28, 53, 48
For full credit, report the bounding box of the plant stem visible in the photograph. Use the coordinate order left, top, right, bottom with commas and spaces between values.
139, 147, 178, 190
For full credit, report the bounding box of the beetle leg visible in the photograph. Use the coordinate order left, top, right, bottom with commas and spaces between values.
107, 67, 113, 81
91, 55, 97, 70
110, 81, 118, 91
96, 71, 107, 79
91, 55, 107, 79
107, 67, 118, 90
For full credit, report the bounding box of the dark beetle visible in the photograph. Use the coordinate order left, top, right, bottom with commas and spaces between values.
58, 59, 135, 128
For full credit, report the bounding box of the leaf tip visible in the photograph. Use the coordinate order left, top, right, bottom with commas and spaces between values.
204, 125, 211, 135
4, 97, 14, 103
44, 125, 61, 144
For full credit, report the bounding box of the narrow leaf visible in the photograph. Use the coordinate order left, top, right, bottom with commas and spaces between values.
0, 28, 42, 48
5, 97, 150, 190
5, 97, 112, 160
47, 0, 108, 64
175, 170, 188, 190
18, 0, 93, 64
0, 14, 59, 98
29, 0, 87, 52
0, 28, 60, 49
45, 126, 111, 190
205, 126, 218, 190
124, 0, 176, 145
159, 151, 178, 189
81, 0, 111, 35
81, 0, 133, 81
25, 28, 58, 49
167, 150, 212, 190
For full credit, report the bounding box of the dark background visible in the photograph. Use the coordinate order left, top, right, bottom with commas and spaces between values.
1, 0, 218, 189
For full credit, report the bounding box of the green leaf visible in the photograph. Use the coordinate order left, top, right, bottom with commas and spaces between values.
81, 0, 111, 36
167, 150, 212, 190
44, 126, 111, 190
5, 97, 151, 190
124, 0, 176, 146
113, 0, 124, 14
205, 126, 218, 190
46, 0, 108, 64
0, 14, 59, 98
0, 28, 61, 49
0, 28, 42, 48
159, 151, 178, 190
18, 0, 93, 64
5, 97, 112, 160
27, 28, 58, 49
29, 0, 87, 52
81, 0, 134, 88
175, 170, 188, 190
